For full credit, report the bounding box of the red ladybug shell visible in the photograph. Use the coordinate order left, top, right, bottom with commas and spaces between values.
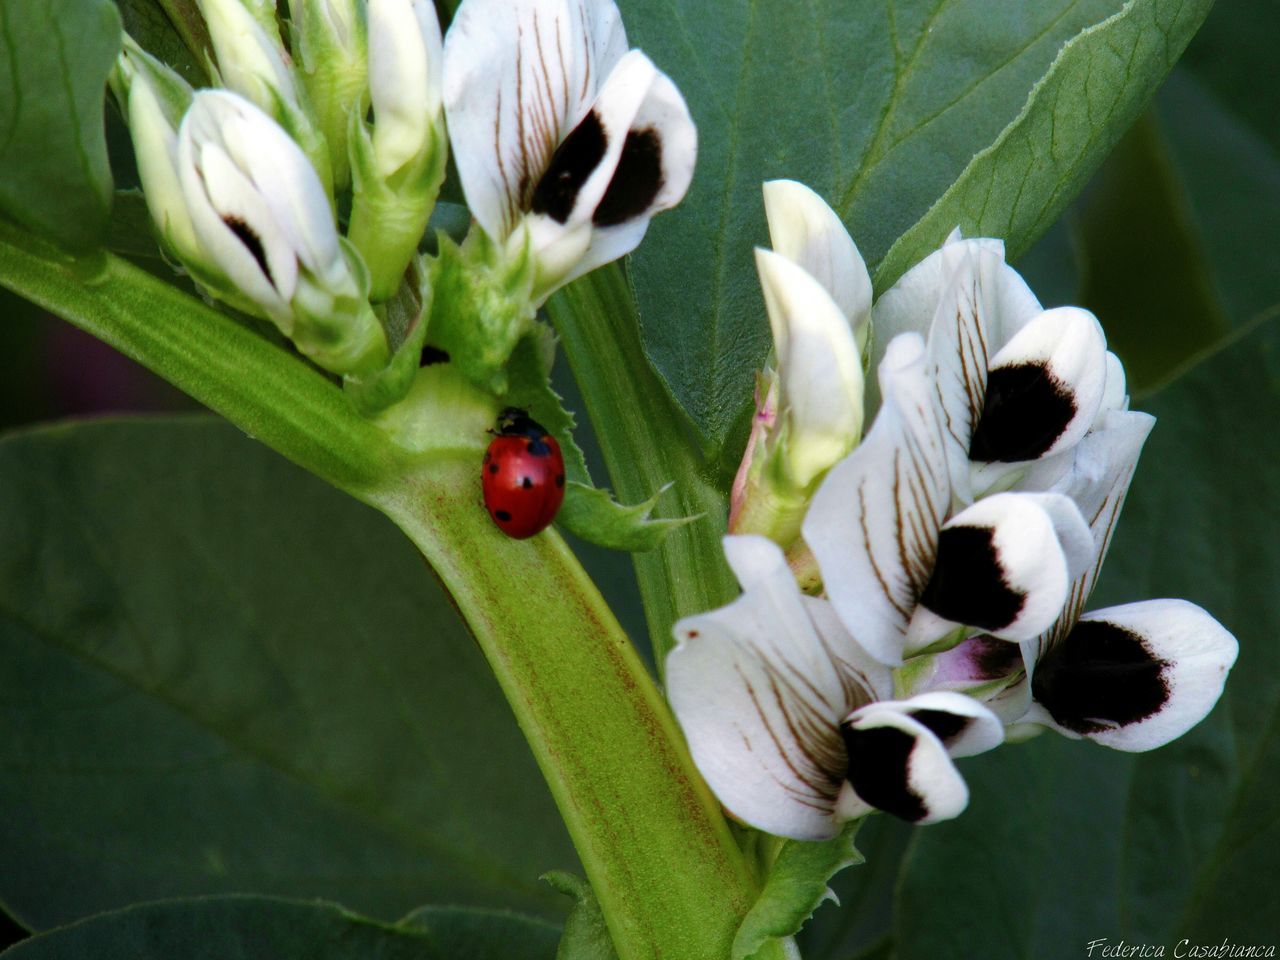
482, 408, 566, 539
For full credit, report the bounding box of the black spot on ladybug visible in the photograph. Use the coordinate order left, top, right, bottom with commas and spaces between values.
556, 474, 565, 487
525, 437, 553, 457
531, 111, 607, 224
488, 463, 499, 475
521, 477, 533, 489
420, 345, 450, 366
223, 216, 273, 287
495, 509, 512, 523
594, 126, 664, 227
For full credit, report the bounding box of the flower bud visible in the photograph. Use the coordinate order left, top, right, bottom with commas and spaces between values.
197, 0, 334, 197
112, 38, 201, 264
177, 90, 387, 376
347, 0, 447, 301
286, 0, 368, 189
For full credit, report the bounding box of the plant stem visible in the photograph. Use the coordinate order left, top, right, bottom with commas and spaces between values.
373, 464, 758, 960
547, 266, 739, 672
0, 224, 761, 960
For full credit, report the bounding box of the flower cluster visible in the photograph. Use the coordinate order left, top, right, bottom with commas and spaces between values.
668, 186, 1238, 839
112, 0, 695, 387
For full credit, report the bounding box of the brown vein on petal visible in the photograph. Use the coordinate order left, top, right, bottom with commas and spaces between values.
861, 480, 910, 620
736, 664, 832, 804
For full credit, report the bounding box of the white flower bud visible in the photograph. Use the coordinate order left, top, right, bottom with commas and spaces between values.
177, 91, 386, 375
197, 0, 299, 115
367, 0, 443, 179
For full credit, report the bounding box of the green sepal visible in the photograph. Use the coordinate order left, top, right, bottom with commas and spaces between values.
344, 256, 433, 415
425, 228, 536, 394
732, 820, 864, 960
504, 332, 696, 552
541, 871, 620, 960
558, 482, 696, 553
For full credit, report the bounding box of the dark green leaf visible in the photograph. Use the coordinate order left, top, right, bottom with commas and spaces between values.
1073, 113, 1230, 391
399, 904, 561, 959
0, 0, 121, 250
0, 417, 575, 931
894, 316, 1280, 957
733, 822, 863, 960
1, 896, 559, 960
625, 0, 1212, 451
877, 0, 1213, 291
115, 0, 207, 86
541, 872, 619, 960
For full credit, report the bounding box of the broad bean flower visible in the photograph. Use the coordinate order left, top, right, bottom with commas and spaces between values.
442, 0, 698, 302
669, 197, 1238, 840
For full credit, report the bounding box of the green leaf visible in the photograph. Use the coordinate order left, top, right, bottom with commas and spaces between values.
557, 483, 694, 553
1072, 112, 1230, 392
893, 315, 1280, 958
0, 417, 577, 931
115, 0, 207, 86
624, 0, 1212, 452
876, 0, 1213, 292
541, 872, 619, 960
1, 896, 559, 960
399, 905, 561, 958
733, 822, 863, 960
0, 0, 121, 251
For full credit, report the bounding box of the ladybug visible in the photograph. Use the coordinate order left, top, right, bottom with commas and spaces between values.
482, 407, 566, 539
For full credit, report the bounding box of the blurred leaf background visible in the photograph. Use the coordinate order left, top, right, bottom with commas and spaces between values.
1, 0, 1277, 957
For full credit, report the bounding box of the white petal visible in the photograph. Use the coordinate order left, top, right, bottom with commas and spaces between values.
368, 0, 443, 177
667, 536, 864, 840
838, 705, 969, 824
1030, 600, 1238, 752
762, 179, 871, 329
803, 595, 894, 704
1019, 410, 1155, 664
803, 333, 951, 666
443, 0, 625, 241
908, 492, 1079, 651
198, 0, 297, 112
1095, 350, 1129, 423
872, 691, 1005, 759
554, 217, 648, 289
969, 307, 1109, 464
755, 249, 864, 487
868, 235, 1040, 415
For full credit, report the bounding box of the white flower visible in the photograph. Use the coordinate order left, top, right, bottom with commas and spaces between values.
665, 535, 1003, 839
176, 91, 385, 375
367, 0, 443, 179
802, 332, 1092, 665
442, 0, 697, 302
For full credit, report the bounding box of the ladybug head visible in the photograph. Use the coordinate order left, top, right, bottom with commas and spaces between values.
496, 407, 547, 439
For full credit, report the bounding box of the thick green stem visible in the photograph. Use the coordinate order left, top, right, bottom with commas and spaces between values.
372, 466, 757, 959
0, 222, 760, 960
547, 266, 739, 672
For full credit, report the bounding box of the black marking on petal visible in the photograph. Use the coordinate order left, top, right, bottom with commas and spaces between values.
920, 526, 1026, 630
593, 126, 664, 227
494, 509, 513, 523
223, 216, 274, 288
1032, 620, 1170, 734
841, 722, 927, 822
530, 111, 607, 224
420, 346, 451, 366
909, 709, 971, 748
969, 361, 1076, 462
972, 634, 1025, 679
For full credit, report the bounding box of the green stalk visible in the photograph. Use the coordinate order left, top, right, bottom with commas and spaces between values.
0, 222, 760, 960
547, 265, 740, 671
